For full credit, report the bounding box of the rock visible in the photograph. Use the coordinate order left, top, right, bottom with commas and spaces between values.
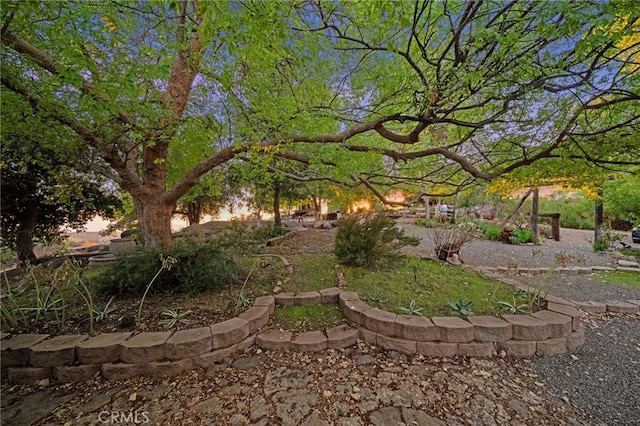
618, 259, 639, 268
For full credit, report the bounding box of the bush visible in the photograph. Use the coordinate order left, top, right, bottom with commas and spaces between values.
92, 240, 241, 297
482, 225, 503, 241
415, 218, 438, 228
334, 213, 420, 268
510, 228, 532, 244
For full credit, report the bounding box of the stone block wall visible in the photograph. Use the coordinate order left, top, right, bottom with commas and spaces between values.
4, 282, 628, 385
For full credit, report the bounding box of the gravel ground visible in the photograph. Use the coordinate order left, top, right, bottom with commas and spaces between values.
530, 314, 640, 426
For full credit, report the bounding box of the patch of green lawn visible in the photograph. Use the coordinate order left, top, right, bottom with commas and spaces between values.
594, 271, 640, 289
343, 256, 515, 317
287, 254, 339, 292
272, 304, 348, 331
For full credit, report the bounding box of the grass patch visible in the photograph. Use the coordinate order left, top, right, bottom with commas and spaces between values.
287, 254, 339, 292
271, 304, 348, 331
620, 248, 640, 258
343, 256, 515, 317
594, 271, 640, 289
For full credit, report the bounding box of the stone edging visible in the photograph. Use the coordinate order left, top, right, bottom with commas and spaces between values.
3, 276, 617, 385
478, 265, 640, 275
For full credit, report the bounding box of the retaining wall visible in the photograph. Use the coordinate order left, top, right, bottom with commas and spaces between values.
1, 284, 596, 385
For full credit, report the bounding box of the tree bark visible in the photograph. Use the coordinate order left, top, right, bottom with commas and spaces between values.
273, 181, 282, 227
531, 188, 539, 245
135, 196, 174, 250
16, 200, 38, 265
594, 192, 604, 248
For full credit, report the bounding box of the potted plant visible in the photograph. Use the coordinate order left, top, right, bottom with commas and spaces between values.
431, 226, 473, 262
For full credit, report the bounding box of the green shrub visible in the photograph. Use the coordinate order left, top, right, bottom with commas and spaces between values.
511, 229, 532, 244
483, 225, 502, 241
92, 240, 241, 297
415, 218, 438, 228
334, 213, 420, 268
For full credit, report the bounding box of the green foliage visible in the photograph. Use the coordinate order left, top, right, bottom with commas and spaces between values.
158, 309, 194, 329
92, 242, 241, 297
482, 225, 503, 241
93, 296, 117, 323
594, 271, 640, 289
510, 229, 533, 244
272, 304, 347, 332
256, 225, 288, 240
448, 297, 474, 317
344, 257, 515, 317
366, 290, 384, 304
119, 314, 136, 329
21, 284, 62, 321
334, 213, 420, 268
498, 297, 529, 314
415, 218, 438, 228
538, 197, 594, 230
399, 300, 424, 316
603, 174, 640, 224
233, 293, 251, 310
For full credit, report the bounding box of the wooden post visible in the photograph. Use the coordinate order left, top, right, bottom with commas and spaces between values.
531, 188, 539, 245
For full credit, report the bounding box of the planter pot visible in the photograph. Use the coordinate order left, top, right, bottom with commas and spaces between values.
435, 245, 459, 262
109, 238, 136, 257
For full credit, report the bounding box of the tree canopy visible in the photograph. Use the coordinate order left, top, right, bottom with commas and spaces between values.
2, 0, 638, 249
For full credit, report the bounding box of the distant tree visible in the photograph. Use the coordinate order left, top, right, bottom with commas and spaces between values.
1, 92, 121, 264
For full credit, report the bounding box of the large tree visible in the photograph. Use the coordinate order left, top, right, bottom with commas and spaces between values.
2, 1, 638, 250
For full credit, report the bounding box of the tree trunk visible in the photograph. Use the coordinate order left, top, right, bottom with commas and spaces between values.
273, 181, 282, 227
531, 188, 539, 245
135, 196, 174, 250
186, 202, 202, 226
312, 196, 321, 222
424, 194, 430, 220
16, 200, 38, 265
594, 192, 604, 248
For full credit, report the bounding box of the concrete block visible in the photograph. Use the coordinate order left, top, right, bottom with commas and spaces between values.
30, 335, 88, 367
326, 325, 358, 349
377, 335, 416, 354
605, 300, 639, 314
274, 293, 295, 306
497, 340, 536, 357
1, 334, 49, 367
77, 332, 132, 364
362, 308, 396, 336
291, 330, 327, 352
416, 342, 458, 357
101, 362, 149, 381
546, 303, 581, 331
573, 301, 607, 314
165, 327, 212, 361
120, 331, 172, 363
342, 300, 372, 325
467, 316, 512, 342
458, 342, 495, 357
211, 318, 250, 349
8, 367, 52, 384
502, 315, 549, 341
54, 364, 100, 382
294, 291, 322, 305
256, 329, 292, 350
319, 287, 342, 304
431, 317, 474, 343
531, 310, 572, 337
536, 338, 567, 356
394, 315, 437, 341
253, 295, 275, 315
238, 306, 270, 334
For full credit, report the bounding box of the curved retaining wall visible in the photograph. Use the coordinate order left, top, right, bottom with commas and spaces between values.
1, 284, 585, 385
